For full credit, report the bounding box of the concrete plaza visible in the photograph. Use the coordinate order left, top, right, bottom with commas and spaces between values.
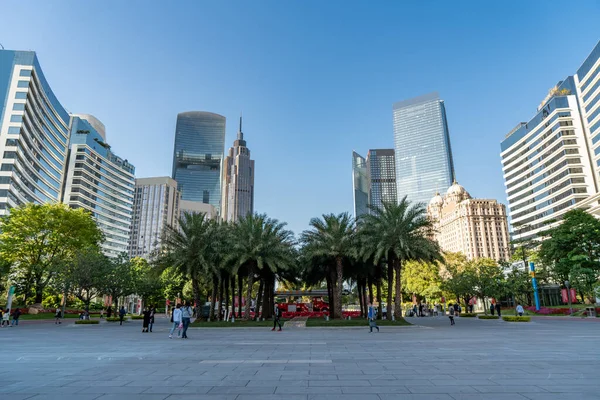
1, 315, 599, 400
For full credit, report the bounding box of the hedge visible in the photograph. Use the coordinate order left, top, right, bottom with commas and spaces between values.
106, 317, 126, 322
75, 320, 99, 325
460, 313, 477, 317
502, 316, 531, 322
130, 315, 144, 320
478, 315, 499, 320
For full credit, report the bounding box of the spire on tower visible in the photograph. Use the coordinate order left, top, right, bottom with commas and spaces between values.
238, 113, 243, 140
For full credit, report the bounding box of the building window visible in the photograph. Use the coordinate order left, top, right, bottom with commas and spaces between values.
203, 190, 210, 204
12, 103, 25, 111
10, 115, 23, 123
19, 70, 32, 77
17, 81, 29, 88
15, 92, 27, 100
7, 127, 20, 134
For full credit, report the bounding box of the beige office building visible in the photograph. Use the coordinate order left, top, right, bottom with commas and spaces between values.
427, 181, 510, 261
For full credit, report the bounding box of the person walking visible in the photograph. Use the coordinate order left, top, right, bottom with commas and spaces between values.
55, 307, 62, 324
272, 302, 282, 331
412, 304, 418, 317
418, 303, 423, 317
119, 306, 126, 325
181, 301, 193, 339
106, 306, 113, 318
142, 307, 151, 333
11, 308, 21, 326
490, 303, 495, 316
448, 303, 455, 325
149, 305, 155, 333
495, 303, 502, 317
367, 302, 379, 332
453, 303, 459, 317
516, 304, 524, 316
1, 309, 9, 327
169, 304, 182, 339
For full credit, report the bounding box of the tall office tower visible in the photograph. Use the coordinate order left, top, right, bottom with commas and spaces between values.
352, 151, 369, 219
0, 50, 70, 214
393, 92, 455, 204
63, 115, 136, 257
427, 182, 510, 261
501, 40, 600, 241
129, 176, 180, 259
352, 149, 397, 219
172, 111, 226, 213
221, 117, 255, 222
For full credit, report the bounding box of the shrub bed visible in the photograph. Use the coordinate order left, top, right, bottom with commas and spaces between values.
130, 315, 144, 320
460, 313, 477, 317
106, 317, 125, 322
75, 320, 99, 325
503, 316, 531, 322
478, 315, 499, 320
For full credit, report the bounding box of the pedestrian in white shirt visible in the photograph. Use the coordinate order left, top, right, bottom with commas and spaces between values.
516, 304, 524, 316
169, 304, 183, 339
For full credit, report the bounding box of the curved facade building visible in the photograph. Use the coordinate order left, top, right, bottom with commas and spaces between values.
0, 50, 70, 213
172, 111, 226, 212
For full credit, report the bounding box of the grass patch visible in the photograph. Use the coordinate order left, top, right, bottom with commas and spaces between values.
190, 319, 289, 328
130, 315, 144, 320
20, 313, 81, 320
502, 316, 531, 322
460, 313, 477, 317
74, 320, 99, 325
478, 315, 499, 320
306, 318, 410, 327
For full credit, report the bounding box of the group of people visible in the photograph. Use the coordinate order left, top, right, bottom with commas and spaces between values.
489, 302, 503, 316
411, 303, 444, 317
0, 308, 21, 327
168, 301, 193, 339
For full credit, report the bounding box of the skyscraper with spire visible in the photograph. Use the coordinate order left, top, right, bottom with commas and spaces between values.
221, 116, 255, 221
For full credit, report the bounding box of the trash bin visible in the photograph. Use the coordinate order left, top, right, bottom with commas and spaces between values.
586, 307, 597, 317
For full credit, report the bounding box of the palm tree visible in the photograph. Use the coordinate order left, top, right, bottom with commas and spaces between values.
359, 197, 441, 320
301, 213, 355, 319
159, 211, 212, 312
228, 213, 295, 320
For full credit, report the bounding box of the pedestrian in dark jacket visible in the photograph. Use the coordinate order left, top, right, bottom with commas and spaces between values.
106, 306, 112, 318
119, 306, 126, 325
495, 303, 502, 317
142, 307, 151, 332
272, 302, 282, 331
11, 308, 21, 326
490, 303, 495, 315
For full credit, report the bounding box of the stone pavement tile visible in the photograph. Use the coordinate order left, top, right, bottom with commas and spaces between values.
4, 395, 34, 400
448, 395, 529, 400
208, 386, 277, 394
522, 394, 600, 400
341, 386, 410, 394
275, 387, 343, 394
473, 385, 547, 393
302, 374, 340, 380
434, 379, 500, 386
246, 379, 308, 387
237, 396, 308, 400
308, 380, 369, 387
142, 386, 213, 394
378, 395, 454, 400
13, 386, 89, 394
126, 380, 190, 387
75, 386, 149, 394
536, 385, 600, 393
491, 379, 587, 386
26, 395, 102, 400
64, 380, 132, 387
307, 395, 380, 400
163, 396, 237, 400
332, 374, 397, 380
185, 380, 249, 387
374, 379, 431, 386
407, 385, 479, 393
95, 395, 169, 400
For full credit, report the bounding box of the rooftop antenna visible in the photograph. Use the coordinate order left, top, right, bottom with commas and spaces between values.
0, 43, 4, 50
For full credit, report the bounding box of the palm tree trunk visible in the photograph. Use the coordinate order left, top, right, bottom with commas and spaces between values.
368, 275, 374, 304
386, 261, 393, 320
224, 274, 230, 321
326, 272, 334, 318
394, 258, 402, 319
237, 274, 243, 318
334, 256, 344, 319
230, 275, 235, 319
244, 267, 254, 320
357, 280, 364, 318
262, 275, 272, 319
218, 276, 224, 320
255, 278, 264, 321
209, 277, 218, 321
376, 277, 382, 320
192, 278, 201, 319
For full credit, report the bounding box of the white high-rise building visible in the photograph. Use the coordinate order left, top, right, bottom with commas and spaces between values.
221, 117, 254, 222
500, 40, 600, 241
129, 176, 180, 259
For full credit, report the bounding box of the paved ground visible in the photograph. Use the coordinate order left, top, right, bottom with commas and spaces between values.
1, 314, 599, 400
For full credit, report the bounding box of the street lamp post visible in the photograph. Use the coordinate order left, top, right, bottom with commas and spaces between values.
565, 280, 573, 316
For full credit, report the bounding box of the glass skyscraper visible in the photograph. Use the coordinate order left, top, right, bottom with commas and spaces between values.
0, 50, 70, 213
393, 92, 455, 205
352, 149, 397, 219
172, 111, 226, 212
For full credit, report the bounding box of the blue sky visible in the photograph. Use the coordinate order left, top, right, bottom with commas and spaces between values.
1, 1, 599, 235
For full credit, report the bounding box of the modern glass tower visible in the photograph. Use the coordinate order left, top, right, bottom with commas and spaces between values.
352, 149, 397, 219
0, 50, 70, 214
172, 111, 226, 212
63, 115, 136, 257
393, 92, 455, 205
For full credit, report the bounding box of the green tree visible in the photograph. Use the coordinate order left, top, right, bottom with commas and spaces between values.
468, 258, 505, 314
359, 198, 441, 320
67, 249, 112, 311
504, 267, 532, 306
301, 213, 355, 319
229, 213, 295, 320
402, 260, 443, 302
131, 257, 164, 306
0, 203, 103, 304
102, 254, 135, 309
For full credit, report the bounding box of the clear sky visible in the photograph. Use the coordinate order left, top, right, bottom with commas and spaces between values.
1, 1, 599, 236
